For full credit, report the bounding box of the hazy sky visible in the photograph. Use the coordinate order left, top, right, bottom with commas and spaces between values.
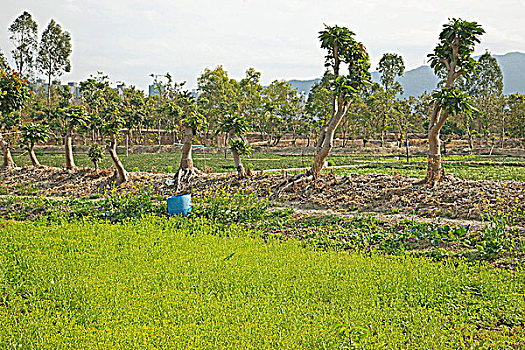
2, 0, 524, 91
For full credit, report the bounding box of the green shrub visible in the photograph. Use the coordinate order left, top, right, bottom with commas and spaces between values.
96, 186, 166, 223
192, 186, 269, 224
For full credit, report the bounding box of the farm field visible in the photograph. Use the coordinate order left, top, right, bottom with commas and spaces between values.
3, 4, 525, 349
12, 151, 525, 181
1, 216, 525, 349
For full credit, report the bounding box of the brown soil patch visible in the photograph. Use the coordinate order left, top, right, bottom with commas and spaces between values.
1, 166, 524, 227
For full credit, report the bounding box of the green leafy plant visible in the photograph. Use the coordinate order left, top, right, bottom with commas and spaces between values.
87, 143, 104, 169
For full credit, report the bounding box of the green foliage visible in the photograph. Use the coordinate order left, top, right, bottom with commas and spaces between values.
87, 143, 104, 167
97, 186, 165, 223
36, 19, 72, 85
192, 187, 269, 224
217, 113, 250, 136
20, 122, 50, 149
8, 11, 38, 75
477, 207, 524, 259
427, 18, 485, 78
197, 65, 239, 125
319, 24, 356, 69
377, 52, 405, 93
182, 110, 207, 133
229, 139, 252, 156
0, 49, 9, 71
471, 51, 504, 96
0, 70, 32, 117
431, 87, 478, 116
306, 71, 333, 125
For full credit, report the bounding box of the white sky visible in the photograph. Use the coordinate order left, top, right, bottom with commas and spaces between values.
2, 0, 524, 91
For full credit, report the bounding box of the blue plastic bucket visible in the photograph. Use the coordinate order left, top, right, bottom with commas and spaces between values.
167, 193, 192, 216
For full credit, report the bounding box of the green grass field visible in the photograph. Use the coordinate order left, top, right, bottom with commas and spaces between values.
1, 216, 524, 349
12, 151, 525, 181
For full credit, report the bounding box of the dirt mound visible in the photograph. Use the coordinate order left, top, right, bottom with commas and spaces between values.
2, 166, 524, 225
0, 166, 173, 198
187, 172, 525, 225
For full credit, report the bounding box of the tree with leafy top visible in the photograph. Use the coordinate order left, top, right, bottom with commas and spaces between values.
20, 122, 50, 167
37, 19, 72, 105
425, 18, 484, 185
88, 143, 104, 169
9, 11, 38, 76
217, 113, 251, 177
57, 105, 89, 169
311, 24, 370, 178
0, 70, 32, 168
377, 53, 405, 146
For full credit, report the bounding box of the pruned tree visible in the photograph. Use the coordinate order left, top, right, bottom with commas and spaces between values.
102, 107, 129, 184
311, 24, 370, 178
425, 18, 484, 185
37, 19, 72, 105
88, 143, 104, 169
8, 11, 38, 76
20, 122, 50, 167
0, 70, 32, 168
58, 105, 89, 169
217, 113, 251, 177
174, 106, 207, 191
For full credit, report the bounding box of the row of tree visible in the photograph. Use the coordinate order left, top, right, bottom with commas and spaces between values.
1, 12, 525, 186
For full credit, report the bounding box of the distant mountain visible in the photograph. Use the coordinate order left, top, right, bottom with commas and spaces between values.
287, 79, 320, 95
494, 52, 525, 94
288, 52, 525, 97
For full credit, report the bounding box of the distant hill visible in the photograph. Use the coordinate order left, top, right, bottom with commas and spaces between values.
288, 52, 525, 97
287, 79, 320, 95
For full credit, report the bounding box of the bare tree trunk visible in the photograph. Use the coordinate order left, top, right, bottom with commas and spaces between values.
0, 133, 15, 169
158, 119, 162, 146
173, 126, 201, 193
380, 116, 386, 147
232, 150, 246, 177
47, 71, 52, 106
500, 117, 505, 149
311, 102, 350, 178
108, 134, 128, 184
425, 104, 447, 185
426, 126, 442, 185
467, 129, 474, 153
180, 126, 195, 171
29, 144, 41, 167
65, 126, 76, 169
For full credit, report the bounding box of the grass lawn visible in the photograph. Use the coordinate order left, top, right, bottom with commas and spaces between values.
1, 216, 524, 349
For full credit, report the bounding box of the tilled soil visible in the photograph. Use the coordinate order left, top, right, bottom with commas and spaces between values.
1, 166, 524, 226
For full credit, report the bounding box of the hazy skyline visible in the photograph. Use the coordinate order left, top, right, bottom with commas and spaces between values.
2, 0, 524, 91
